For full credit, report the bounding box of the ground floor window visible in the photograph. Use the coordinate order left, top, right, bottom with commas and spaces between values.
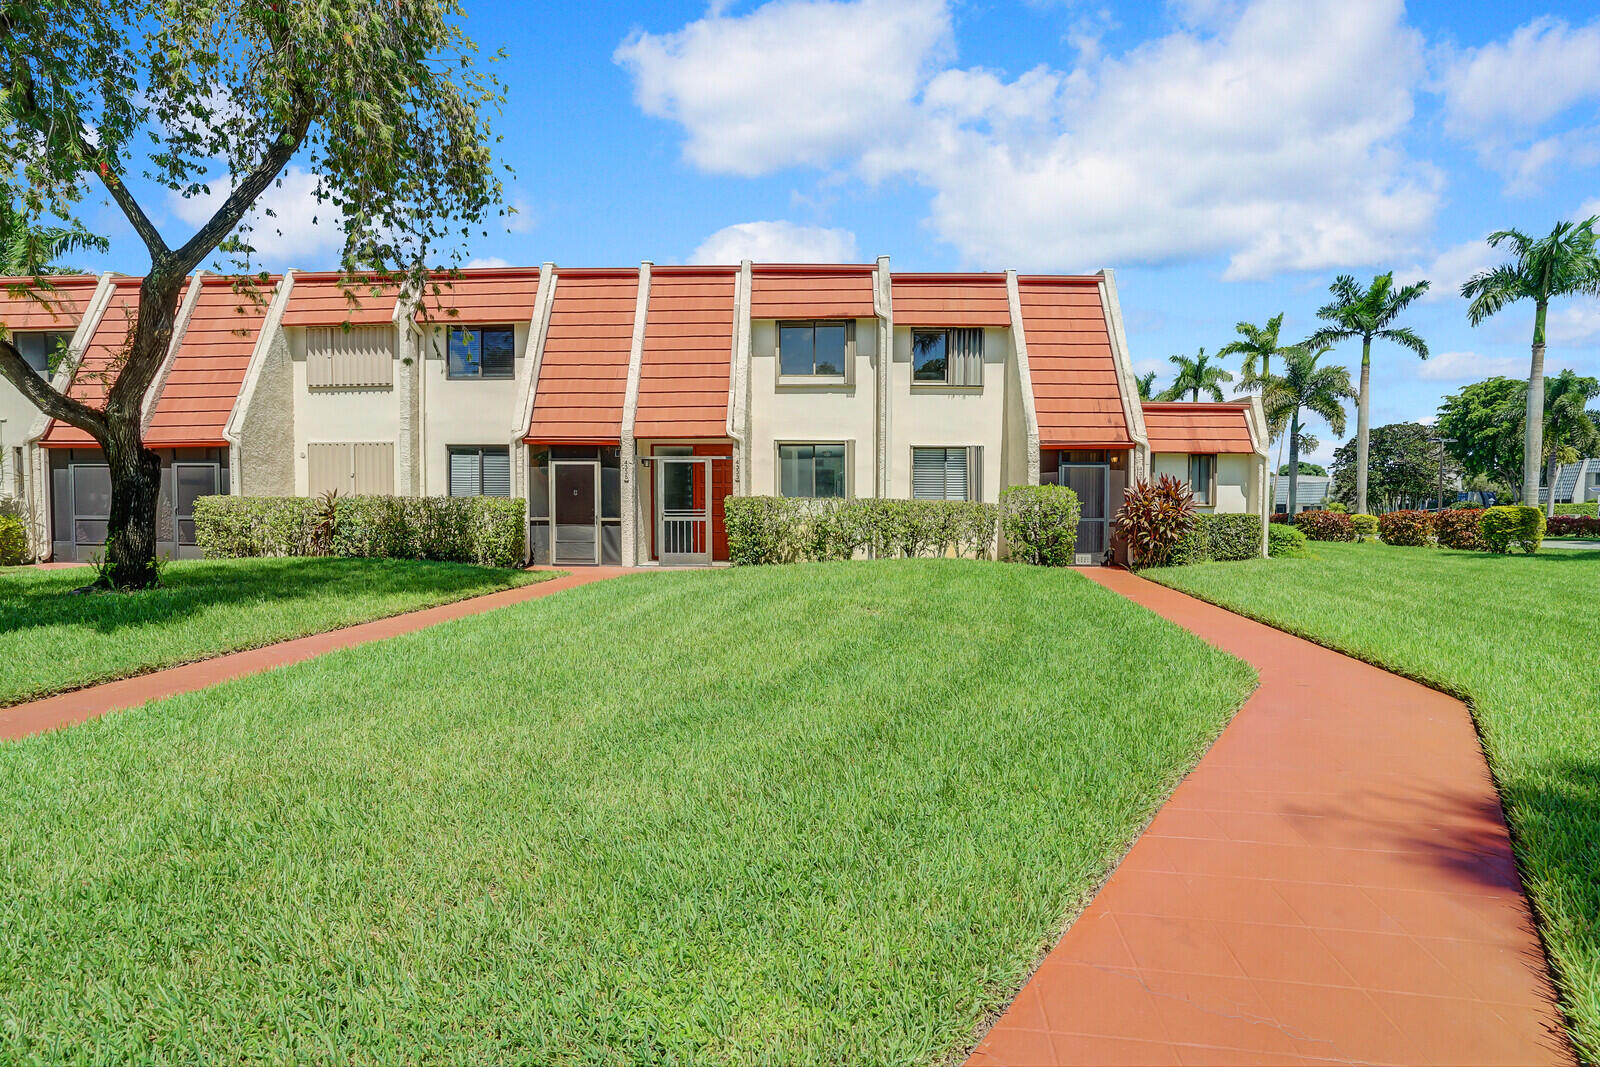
779, 443, 846, 498
912, 446, 981, 501
1188, 454, 1216, 505
448, 446, 511, 497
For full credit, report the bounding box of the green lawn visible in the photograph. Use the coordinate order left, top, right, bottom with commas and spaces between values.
0, 557, 546, 706
1143, 541, 1600, 1061
0, 561, 1254, 1064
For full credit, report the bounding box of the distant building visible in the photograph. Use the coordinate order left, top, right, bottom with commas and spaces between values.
1539, 458, 1600, 506
1274, 474, 1330, 513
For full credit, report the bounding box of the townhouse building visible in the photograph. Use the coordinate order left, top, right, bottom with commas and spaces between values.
1, 261, 1270, 565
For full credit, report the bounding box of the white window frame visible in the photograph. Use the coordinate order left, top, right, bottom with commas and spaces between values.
446, 324, 517, 381
776, 320, 856, 387
447, 445, 512, 497
775, 440, 852, 499
910, 445, 983, 502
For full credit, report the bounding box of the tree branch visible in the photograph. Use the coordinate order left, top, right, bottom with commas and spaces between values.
170, 104, 315, 274
95, 166, 170, 260
0, 337, 106, 441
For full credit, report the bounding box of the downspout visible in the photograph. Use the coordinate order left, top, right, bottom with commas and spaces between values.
1004, 269, 1041, 486
619, 261, 652, 566
140, 273, 206, 434
1098, 268, 1149, 483
223, 271, 295, 495
873, 255, 891, 497
727, 260, 752, 497
23, 271, 118, 559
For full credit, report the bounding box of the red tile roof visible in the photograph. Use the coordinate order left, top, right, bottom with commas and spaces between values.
751, 264, 875, 319
0, 275, 100, 332
418, 267, 541, 323
278, 273, 398, 327
633, 267, 735, 439
45, 276, 278, 448
892, 273, 1010, 327
1019, 277, 1132, 449
526, 269, 638, 443
1142, 401, 1257, 454
42, 278, 144, 446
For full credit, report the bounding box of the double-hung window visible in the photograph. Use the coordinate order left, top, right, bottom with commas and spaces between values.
778, 443, 847, 498
778, 320, 852, 382
912, 328, 983, 386
447, 325, 515, 379
1187, 454, 1216, 506
912, 446, 981, 501
448, 446, 511, 497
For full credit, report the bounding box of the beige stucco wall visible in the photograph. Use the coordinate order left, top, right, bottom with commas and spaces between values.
236, 328, 296, 496
746, 318, 877, 497
1152, 451, 1260, 514
288, 325, 403, 495
417, 322, 529, 495
0, 376, 37, 503
886, 325, 1010, 501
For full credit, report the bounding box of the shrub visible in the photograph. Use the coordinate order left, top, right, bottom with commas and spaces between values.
1113, 475, 1194, 568
194, 495, 525, 567
1294, 510, 1356, 542
0, 514, 28, 566
999, 485, 1081, 566
724, 496, 999, 565
1349, 513, 1379, 542
1267, 522, 1309, 557
1324, 501, 1349, 513
1480, 505, 1545, 555
1546, 515, 1600, 538
1269, 512, 1294, 524
1165, 514, 1263, 566
1448, 499, 1481, 510
1553, 502, 1598, 518
1435, 508, 1487, 550
1377, 510, 1433, 547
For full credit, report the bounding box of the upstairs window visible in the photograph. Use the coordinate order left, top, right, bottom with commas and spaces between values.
447, 325, 515, 379
912, 328, 982, 386
14, 331, 71, 375
1188, 454, 1216, 506
778, 321, 852, 380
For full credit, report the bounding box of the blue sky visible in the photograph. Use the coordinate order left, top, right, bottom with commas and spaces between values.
87, 0, 1600, 468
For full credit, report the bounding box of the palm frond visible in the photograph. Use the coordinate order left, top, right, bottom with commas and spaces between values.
1378, 326, 1428, 359
1461, 264, 1527, 325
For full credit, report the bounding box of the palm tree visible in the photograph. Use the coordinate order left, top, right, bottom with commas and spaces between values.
1135, 371, 1157, 400
1307, 273, 1429, 517
1540, 369, 1600, 515
1, 201, 106, 276
1462, 218, 1600, 505
1262, 345, 1354, 515
1217, 313, 1294, 394
1159, 346, 1233, 402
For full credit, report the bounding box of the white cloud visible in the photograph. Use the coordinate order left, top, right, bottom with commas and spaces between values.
1580, 197, 1600, 221
615, 0, 952, 176
1548, 299, 1600, 347
621, 0, 1438, 278
1438, 17, 1600, 191
1397, 237, 1499, 302
689, 220, 859, 263
166, 165, 344, 267
505, 197, 537, 234
467, 256, 513, 269
1416, 350, 1526, 381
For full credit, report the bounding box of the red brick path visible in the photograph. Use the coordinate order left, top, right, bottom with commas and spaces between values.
968, 567, 1573, 1066
0, 567, 628, 741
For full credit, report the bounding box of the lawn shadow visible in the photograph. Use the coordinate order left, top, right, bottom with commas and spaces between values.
0, 557, 520, 637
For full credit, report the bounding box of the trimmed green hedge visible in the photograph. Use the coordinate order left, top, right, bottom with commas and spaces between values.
1169, 513, 1264, 566
194, 495, 526, 568
1294, 510, 1357, 542
1350, 513, 1379, 542
723, 497, 998, 566
1554, 502, 1598, 517
1267, 522, 1309, 557
1480, 505, 1545, 555
0, 515, 27, 566
999, 485, 1082, 566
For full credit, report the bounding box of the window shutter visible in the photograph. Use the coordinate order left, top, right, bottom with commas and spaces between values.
481, 448, 511, 497
943, 447, 969, 500
912, 447, 944, 499
307, 326, 394, 388
449, 450, 481, 497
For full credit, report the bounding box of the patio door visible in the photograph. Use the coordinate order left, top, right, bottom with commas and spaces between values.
656, 456, 711, 566
1059, 460, 1110, 565
172, 462, 219, 552
551, 460, 599, 565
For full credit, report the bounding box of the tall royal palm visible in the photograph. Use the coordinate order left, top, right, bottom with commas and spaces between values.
1462, 218, 1600, 505
1217, 313, 1294, 395
1159, 346, 1233, 402
1135, 371, 1158, 400
1262, 345, 1354, 515
1308, 273, 1429, 516
1540, 369, 1600, 515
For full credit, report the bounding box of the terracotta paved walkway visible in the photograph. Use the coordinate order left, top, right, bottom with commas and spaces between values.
0, 567, 628, 741
969, 567, 1573, 1066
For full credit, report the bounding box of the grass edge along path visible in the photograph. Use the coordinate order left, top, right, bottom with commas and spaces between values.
1141, 541, 1600, 1062
0, 561, 1254, 1064
0, 557, 551, 707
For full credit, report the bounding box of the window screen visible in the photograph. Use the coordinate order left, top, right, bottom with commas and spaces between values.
449, 447, 511, 496
447, 326, 516, 379
778, 321, 849, 377
1188, 454, 1215, 505
912, 447, 976, 501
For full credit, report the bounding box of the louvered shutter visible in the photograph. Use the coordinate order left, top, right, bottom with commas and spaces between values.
913, 447, 969, 500
449, 449, 481, 496
481, 448, 511, 496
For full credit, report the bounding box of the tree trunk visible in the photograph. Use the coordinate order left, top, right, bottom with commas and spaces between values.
1355, 336, 1371, 517
1288, 411, 1301, 516
98, 421, 164, 590
1546, 453, 1559, 518
1522, 302, 1548, 506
